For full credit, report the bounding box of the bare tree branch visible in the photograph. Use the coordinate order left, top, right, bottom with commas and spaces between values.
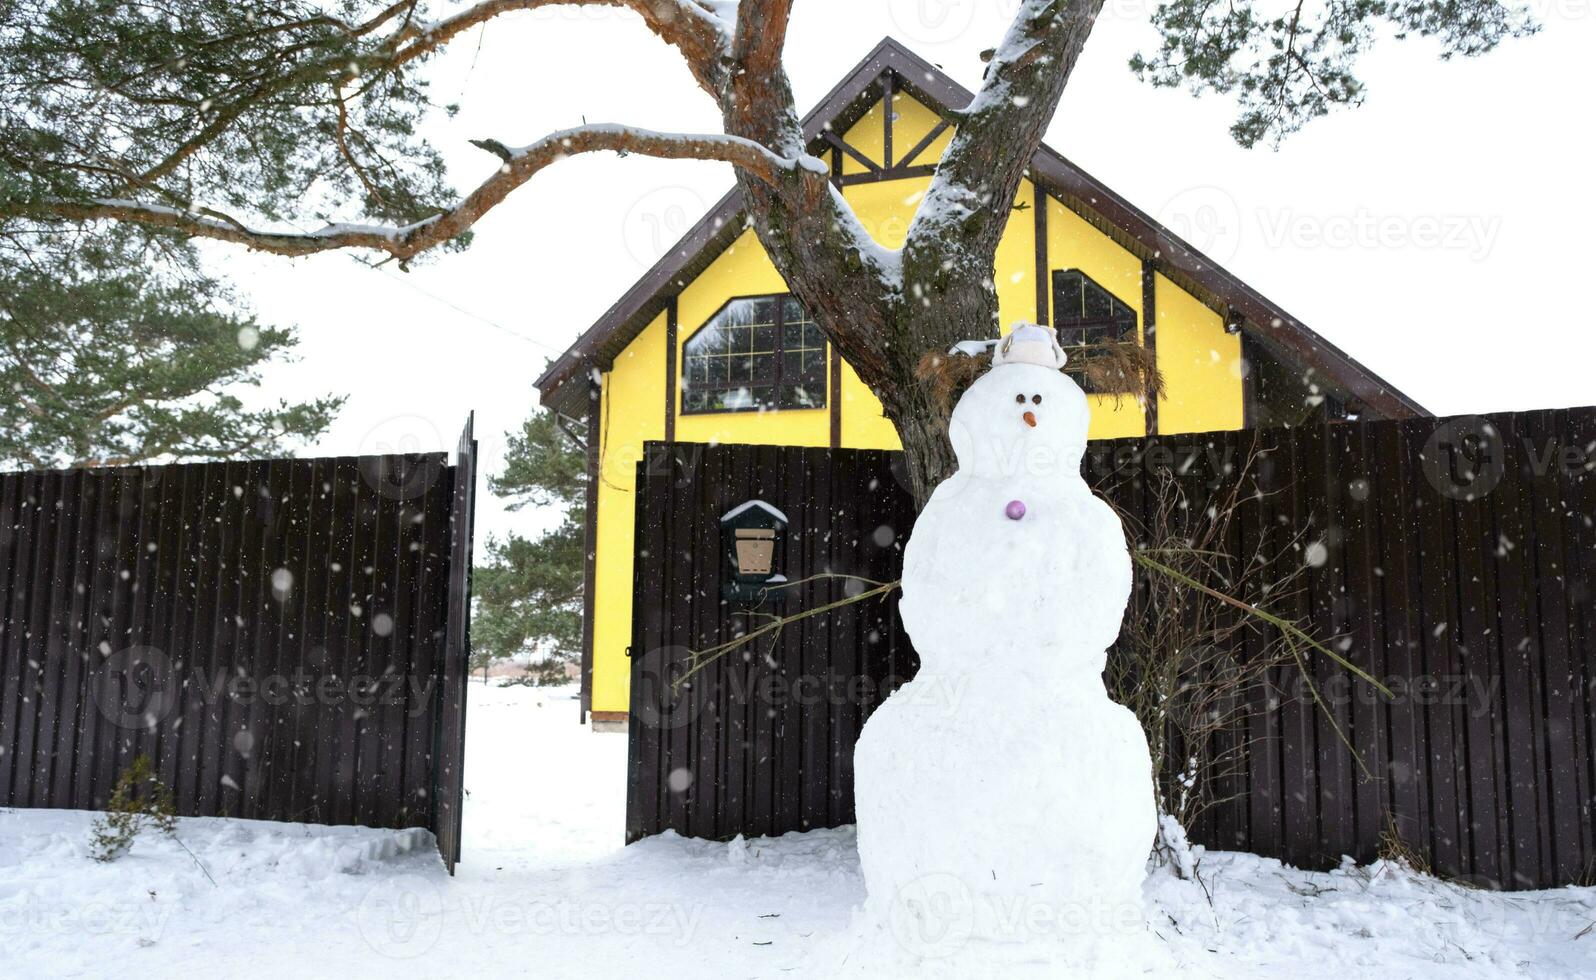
719, 0, 899, 391
132, 0, 728, 188
15, 126, 798, 260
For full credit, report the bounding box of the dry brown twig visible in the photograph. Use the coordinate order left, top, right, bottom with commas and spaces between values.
1103, 434, 1386, 877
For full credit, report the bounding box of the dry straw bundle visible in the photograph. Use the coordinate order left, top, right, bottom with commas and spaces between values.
915, 340, 1164, 415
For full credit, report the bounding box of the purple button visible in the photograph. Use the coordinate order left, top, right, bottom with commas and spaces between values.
1005, 499, 1027, 521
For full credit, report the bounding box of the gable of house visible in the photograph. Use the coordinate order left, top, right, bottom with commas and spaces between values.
537, 38, 1428, 722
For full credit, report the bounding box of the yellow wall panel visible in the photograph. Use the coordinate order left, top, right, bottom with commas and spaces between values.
1044, 194, 1147, 440
840, 99, 884, 176
840, 360, 900, 450
841, 178, 924, 249
591, 311, 666, 713
992, 180, 1039, 334
1154, 274, 1244, 434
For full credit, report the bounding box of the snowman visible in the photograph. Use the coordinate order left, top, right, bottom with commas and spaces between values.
852, 323, 1156, 962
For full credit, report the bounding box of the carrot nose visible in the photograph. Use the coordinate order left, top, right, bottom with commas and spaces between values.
1022, 411, 1037, 427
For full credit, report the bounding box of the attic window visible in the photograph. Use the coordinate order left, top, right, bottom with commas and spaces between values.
682, 295, 827, 414
1051, 270, 1138, 393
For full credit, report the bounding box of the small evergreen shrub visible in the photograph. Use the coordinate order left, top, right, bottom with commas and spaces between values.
90, 755, 177, 862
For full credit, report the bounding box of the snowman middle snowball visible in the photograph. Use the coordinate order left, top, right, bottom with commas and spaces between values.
903, 356, 1131, 672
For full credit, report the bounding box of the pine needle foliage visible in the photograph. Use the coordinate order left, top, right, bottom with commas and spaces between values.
0, 227, 344, 469
89, 754, 178, 863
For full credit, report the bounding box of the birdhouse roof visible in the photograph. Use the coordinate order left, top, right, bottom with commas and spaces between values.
720, 499, 790, 528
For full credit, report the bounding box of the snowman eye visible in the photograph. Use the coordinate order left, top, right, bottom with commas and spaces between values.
1032, 394, 1043, 405
1015, 394, 1025, 404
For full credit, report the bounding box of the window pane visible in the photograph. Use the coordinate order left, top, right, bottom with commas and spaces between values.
752, 351, 776, 385
729, 354, 753, 386
1054, 271, 1084, 320
722, 387, 756, 411
723, 297, 773, 331
1082, 280, 1114, 320
685, 313, 727, 358
780, 351, 803, 386
751, 322, 776, 356
779, 384, 820, 410
682, 294, 825, 414
1053, 269, 1141, 375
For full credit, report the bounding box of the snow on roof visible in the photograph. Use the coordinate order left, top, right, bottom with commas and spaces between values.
721, 499, 789, 525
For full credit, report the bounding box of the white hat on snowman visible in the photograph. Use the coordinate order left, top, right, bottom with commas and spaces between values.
992, 322, 1068, 370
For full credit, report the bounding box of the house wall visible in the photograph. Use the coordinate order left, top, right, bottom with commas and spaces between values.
586, 91, 1247, 716
592, 311, 666, 715
1155, 273, 1245, 434
1043, 194, 1147, 439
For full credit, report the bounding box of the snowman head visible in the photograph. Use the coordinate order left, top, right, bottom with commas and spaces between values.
948, 361, 1091, 482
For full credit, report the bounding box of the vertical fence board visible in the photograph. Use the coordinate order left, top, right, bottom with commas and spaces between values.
1242, 434, 1284, 858
1343, 423, 1388, 859
1531, 410, 1592, 881
0, 475, 23, 801
433, 416, 477, 872
1565, 411, 1596, 879
1377, 422, 1422, 856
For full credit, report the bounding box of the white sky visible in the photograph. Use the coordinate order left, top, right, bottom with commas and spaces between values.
211, 1, 1596, 543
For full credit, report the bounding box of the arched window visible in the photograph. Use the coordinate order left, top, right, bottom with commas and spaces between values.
682, 295, 827, 413
1052, 269, 1138, 393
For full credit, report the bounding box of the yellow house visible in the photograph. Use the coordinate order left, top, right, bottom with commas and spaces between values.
535, 38, 1427, 729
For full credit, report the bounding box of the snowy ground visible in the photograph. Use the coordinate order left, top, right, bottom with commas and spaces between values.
3, 683, 1593, 978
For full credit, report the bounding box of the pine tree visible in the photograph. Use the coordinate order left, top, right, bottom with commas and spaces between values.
472, 402, 586, 682
0, 227, 343, 469
89, 754, 178, 862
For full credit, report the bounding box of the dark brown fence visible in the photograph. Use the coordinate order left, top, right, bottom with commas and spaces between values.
627, 408, 1596, 890
0, 418, 477, 873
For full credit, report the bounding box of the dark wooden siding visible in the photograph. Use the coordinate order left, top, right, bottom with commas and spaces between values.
626, 408, 1596, 890
0, 423, 476, 873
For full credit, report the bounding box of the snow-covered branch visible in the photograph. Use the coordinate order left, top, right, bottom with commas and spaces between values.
15, 126, 798, 260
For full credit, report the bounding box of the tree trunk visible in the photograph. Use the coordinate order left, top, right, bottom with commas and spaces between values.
889, 410, 960, 510
875, 261, 1005, 508
738, 169, 1010, 509
718, 0, 1106, 512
